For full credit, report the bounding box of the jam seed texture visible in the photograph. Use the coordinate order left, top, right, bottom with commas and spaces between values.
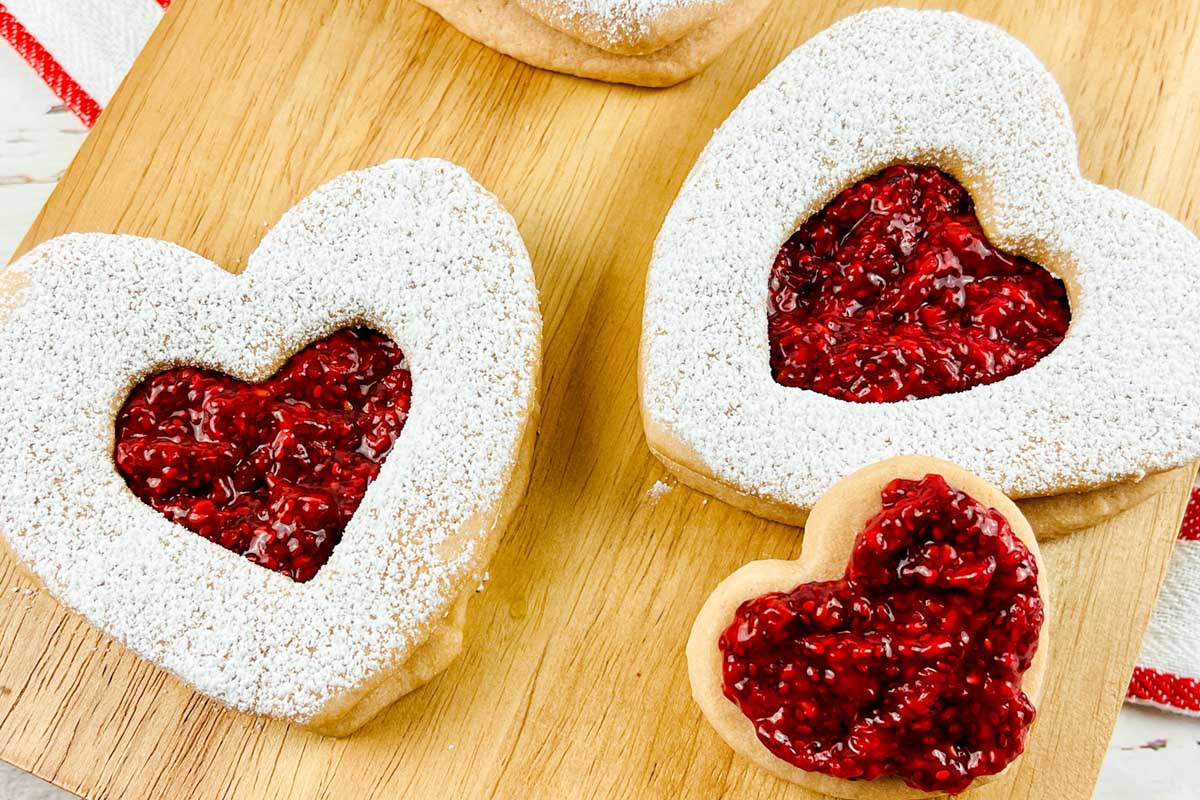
769, 165, 1070, 403
115, 328, 410, 582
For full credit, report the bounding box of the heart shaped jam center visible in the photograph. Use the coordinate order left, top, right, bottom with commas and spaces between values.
768, 165, 1070, 402
114, 328, 411, 582
719, 474, 1043, 794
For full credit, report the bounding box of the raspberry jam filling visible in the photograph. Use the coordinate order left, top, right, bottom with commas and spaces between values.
719, 475, 1043, 794
114, 328, 410, 582
768, 164, 1070, 402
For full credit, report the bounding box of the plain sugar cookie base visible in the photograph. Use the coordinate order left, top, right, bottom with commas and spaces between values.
414, 0, 771, 87
645, 417, 1179, 540
1017, 466, 1187, 538
304, 399, 539, 736
686, 456, 1051, 799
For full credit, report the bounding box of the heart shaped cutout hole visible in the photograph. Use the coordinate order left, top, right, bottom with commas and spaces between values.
713, 466, 1044, 794
768, 164, 1070, 402
115, 327, 411, 582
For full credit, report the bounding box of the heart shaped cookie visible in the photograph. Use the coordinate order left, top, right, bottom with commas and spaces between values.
640, 8, 1200, 531
688, 456, 1050, 798
0, 159, 542, 736
416, 0, 771, 86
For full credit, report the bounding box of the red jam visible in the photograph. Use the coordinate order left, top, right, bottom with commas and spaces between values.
768, 165, 1070, 402
719, 475, 1043, 794
114, 328, 410, 582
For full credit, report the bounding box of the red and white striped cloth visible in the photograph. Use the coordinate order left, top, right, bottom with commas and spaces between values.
0, 0, 168, 126
2, 0, 1199, 717
1130, 491, 1200, 713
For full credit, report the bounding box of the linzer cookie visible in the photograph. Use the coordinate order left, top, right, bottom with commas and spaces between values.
640, 7, 1200, 534
0, 159, 542, 736
688, 456, 1050, 798
415, 0, 771, 86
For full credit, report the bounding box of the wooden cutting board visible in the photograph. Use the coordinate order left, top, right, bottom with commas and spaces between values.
1, 0, 1198, 797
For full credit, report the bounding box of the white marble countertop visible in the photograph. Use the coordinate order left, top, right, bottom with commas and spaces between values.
0, 39, 1196, 800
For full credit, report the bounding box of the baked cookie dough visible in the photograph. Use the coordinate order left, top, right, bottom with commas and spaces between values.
415, 0, 771, 86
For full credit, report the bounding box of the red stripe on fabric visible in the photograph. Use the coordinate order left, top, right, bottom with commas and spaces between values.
0, 3, 101, 127
1129, 666, 1200, 712
1179, 488, 1200, 541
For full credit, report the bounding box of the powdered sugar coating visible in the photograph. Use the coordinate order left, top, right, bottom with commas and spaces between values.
0, 159, 541, 723
641, 8, 1200, 511
516, 0, 722, 51
647, 479, 673, 501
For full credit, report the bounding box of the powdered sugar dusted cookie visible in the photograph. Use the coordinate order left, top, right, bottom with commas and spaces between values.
416, 0, 770, 86
641, 8, 1200, 531
0, 159, 542, 736
688, 456, 1050, 798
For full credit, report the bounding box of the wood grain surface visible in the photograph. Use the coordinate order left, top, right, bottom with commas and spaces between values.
1, 0, 1198, 798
